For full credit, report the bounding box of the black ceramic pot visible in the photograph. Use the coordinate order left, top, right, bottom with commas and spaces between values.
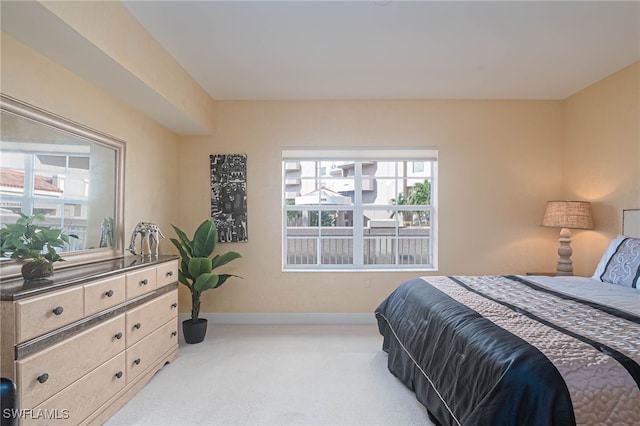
182, 318, 208, 344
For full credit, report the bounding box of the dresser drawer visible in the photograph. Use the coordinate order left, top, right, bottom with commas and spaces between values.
26, 352, 127, 426
127, 319, 178, 383
156, 260, 178, 288
84, 275, 126, 316
17, 315, 126, 409
126, 266, 157, 299
16, 286, 84, 343
126, 290, 178, 346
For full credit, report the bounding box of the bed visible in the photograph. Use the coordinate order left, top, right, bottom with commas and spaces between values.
375, 229, 640, 425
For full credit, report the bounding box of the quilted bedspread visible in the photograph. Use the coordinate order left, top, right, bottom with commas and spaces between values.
375, 276, 640, 426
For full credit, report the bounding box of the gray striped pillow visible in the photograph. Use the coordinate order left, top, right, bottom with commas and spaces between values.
600, 237, 640, 288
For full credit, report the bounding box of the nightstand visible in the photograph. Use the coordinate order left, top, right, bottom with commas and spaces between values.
526, 272, 557, 277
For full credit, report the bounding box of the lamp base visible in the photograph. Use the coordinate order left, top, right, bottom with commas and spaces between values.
555, 227, 573, 276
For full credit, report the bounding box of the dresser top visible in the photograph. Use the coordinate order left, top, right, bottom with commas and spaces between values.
0, 255, 179, 301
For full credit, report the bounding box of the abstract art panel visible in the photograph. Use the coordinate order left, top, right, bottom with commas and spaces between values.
210, 154, 247, 242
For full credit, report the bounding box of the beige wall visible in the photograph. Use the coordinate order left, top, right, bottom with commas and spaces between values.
181, 63, 639, 314
1, 34, 182, 249
563, 61, 640, 276
3, 24, 637, 315
178, 100, 565, 313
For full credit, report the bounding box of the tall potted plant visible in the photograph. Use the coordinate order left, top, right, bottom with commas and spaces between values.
0, 213, 77, 281
170, 219, 241, 344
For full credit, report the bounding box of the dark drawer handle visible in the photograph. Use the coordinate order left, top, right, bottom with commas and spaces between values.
134, 323, 141, 330
171, 331, 177, 337
166, 271, 174, 277
114, 332, 123, 340
105, 290, 114, 297
171, 303, 178, 309
37, 373, 49, 384
115, 371, 123, 379
52, 306, 64, 316
134, 358, 141, 365
140, 279, 148, 285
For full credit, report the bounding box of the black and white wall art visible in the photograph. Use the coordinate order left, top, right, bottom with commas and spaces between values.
210, 154, 248, 242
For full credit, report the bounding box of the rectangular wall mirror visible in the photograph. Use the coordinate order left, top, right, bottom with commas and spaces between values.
0, 94, 125, 278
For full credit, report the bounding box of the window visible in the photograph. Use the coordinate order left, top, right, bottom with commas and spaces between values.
282, 148, 437, 271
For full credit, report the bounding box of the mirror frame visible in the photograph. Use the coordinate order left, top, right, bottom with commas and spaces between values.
0, 94, 125, 278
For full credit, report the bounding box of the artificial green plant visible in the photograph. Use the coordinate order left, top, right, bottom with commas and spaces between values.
0, 213, 78, 278
170, 219, 242, 321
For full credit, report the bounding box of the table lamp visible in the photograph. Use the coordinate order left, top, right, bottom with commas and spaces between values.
541, 200, 594, 276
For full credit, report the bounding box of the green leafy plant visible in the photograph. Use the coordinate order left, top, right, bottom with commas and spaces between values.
390, 180, 432, 225
170, 219, 242, 321
0, 213, 78, 278
407, 180, 431, 205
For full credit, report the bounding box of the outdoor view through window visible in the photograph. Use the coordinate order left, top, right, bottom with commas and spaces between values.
283, 149, 437, 270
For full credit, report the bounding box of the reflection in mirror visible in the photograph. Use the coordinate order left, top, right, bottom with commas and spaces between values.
0, 94, 125, 277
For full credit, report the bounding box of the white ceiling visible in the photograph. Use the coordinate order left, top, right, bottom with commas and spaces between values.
2, 1, 639, 134
123, 0, 640, 100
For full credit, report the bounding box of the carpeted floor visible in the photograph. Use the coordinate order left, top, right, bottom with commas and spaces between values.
106, 323, 432, 426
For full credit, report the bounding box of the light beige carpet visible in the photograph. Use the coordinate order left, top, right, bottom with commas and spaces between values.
106, 323, 432, 426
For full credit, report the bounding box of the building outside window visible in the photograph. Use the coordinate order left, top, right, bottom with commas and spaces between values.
282, 148, 438, 271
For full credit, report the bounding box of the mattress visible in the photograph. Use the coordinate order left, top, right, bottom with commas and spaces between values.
375, 275, 640, 426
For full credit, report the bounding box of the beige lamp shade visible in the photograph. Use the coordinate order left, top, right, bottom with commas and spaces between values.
541, 201, 594, 230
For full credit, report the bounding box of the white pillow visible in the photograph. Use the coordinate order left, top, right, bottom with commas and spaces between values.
592, 235, 640, 288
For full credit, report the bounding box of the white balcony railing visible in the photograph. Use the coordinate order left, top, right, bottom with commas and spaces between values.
285, 227, 431, 266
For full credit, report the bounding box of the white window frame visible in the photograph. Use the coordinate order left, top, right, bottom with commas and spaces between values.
282, 148, 438, 272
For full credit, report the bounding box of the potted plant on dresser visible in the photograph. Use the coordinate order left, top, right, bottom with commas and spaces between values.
0, 213, 77, 281
170, 219, 242, 344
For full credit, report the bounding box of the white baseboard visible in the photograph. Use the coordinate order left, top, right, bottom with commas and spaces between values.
178, 312, 377, 325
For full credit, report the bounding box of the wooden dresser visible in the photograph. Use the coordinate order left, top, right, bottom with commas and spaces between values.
0, 256, 179, 425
